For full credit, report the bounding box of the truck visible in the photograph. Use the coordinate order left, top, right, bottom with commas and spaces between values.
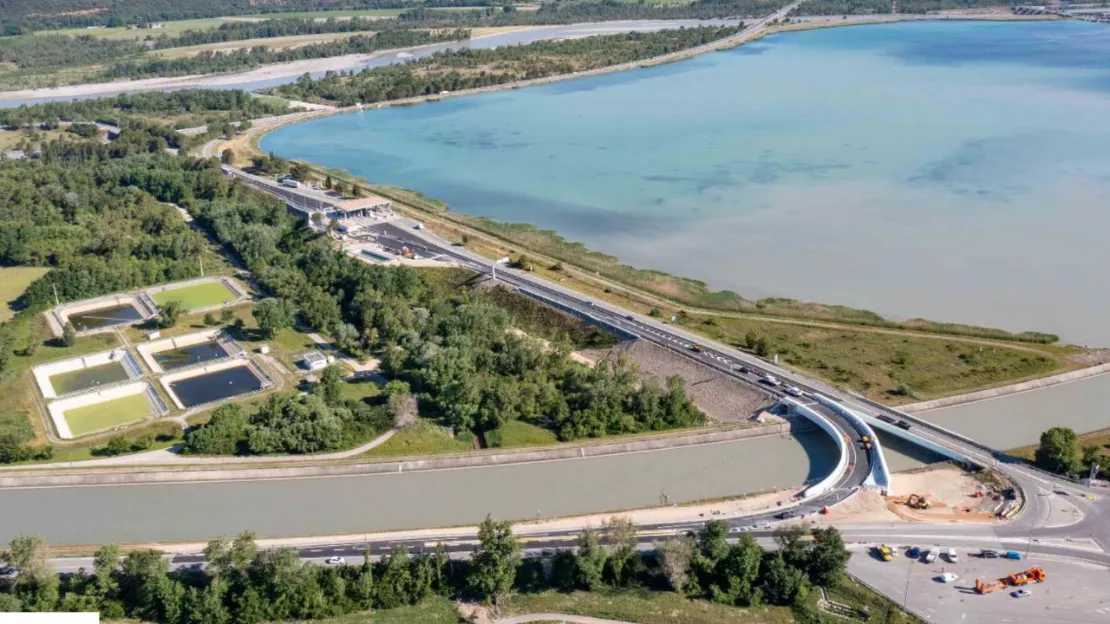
975, 567, 1045, 594
280, 178, 300, 189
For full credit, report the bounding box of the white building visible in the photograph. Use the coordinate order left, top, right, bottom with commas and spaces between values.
302, 351, 328, 372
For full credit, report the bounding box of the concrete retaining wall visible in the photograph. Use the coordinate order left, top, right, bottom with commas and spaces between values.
32, 349, 140, 399
901, 363, 1110, 413
812, 394, 891, 495
0, 422, 803, 488
784, 399, 849, 499
46, 381, 166, 440
137, 328, 227, 374
159, 357, 272, 410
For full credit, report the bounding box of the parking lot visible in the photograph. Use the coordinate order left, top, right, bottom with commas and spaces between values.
849, 545, 1110, 623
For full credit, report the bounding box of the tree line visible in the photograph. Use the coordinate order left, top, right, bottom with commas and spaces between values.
0, 518, 852, 621
270, 25, 745, 106
1035, 426, 1106, 479
0, 90, 292, 131
0, 34, 144, 70
151, 17, 396, 50
0, 0, 491, 35
100, 29, 470, 81
795, 0, 1018, 15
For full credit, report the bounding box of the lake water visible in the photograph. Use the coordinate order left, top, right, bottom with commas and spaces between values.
263, 20, 1110, 347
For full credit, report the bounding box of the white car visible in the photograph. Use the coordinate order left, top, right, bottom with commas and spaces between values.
784, 386, 804, 397
946, 548, 958, 563
924, 548, 939, 563
1012, 589, 1032, 598
324, 556, 346, 565
938, 572, 958, 583
762, 374, 781, 386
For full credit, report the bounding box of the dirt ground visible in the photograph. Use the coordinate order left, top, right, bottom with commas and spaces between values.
587, 339, 774, 423
827, 465, 1009, 524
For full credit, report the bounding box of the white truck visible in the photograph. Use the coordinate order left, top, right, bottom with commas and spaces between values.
280, 177, 300, 189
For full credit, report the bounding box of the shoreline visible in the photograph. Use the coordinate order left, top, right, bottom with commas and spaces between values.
0, 12, 1056, 104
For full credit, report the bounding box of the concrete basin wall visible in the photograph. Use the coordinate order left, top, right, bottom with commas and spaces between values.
32, 349, 141, 399
46, 381, 166, 440
137, 328, 226, 374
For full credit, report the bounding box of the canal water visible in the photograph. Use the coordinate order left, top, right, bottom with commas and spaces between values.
67, 303, 143, 332
49, 361, 130, 396
169, 365, 263, 408
263, 20, 1110, 347
0, 430, 836, 544
153, 341, 230, 372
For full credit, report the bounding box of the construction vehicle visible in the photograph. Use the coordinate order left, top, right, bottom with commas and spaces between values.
975, 567, 1045, 594
690, 344, 703, 353
907, 494, 931, 510
861, 435, 871, 444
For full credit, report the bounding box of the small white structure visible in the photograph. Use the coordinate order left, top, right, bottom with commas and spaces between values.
258, 344, 271, 355
148, 331, 161, 341
302, 351, 328, 371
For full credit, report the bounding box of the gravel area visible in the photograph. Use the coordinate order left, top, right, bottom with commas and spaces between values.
589, 339, 774, 423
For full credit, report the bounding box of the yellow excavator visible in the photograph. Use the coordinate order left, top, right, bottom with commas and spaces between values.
907, 494, 931, 510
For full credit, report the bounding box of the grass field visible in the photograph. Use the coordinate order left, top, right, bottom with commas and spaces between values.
63, 393, 152, 437
152, 281, 238, 311
243, 9, 405, 19
0, 266, 49, 322
492, 419, 558, 447
364, 419, 474, 457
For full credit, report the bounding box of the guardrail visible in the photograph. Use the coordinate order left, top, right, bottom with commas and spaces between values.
783, 398, 850, 499
813, 394, 890, 494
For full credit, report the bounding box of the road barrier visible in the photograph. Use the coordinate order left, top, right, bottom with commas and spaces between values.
783, 398, 850, 499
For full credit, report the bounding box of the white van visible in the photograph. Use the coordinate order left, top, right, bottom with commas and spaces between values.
946, 548, 958, 563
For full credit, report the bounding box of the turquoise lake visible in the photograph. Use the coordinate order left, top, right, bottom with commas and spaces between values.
263, 20, 1110, 346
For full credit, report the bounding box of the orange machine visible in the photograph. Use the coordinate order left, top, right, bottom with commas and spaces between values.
975, 567, 1046, 594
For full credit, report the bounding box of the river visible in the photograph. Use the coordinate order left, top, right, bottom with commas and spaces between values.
263, 20, 1110, 348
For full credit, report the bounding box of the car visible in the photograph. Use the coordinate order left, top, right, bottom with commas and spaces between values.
924, 548, 939, 563
762, 374, 781, 386
907, 546, 921, 558
939, 572, 959, 583
324, 556, 346, 565
1004, 551, 1023, 560
946, 548, 958, 563
980, 549, 999, 559
878, 545, 893, 562
690, 344, 703, 353
738, 365, 751, 374
625, 315, 634, 320
1012, 589, 1032, 598
784, 386, 804, 397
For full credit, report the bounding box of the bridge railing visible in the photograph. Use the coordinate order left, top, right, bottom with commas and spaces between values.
812, 394, 890, 494
783, 398, 850, 499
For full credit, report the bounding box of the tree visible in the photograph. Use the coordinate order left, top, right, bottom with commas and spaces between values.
220, 148, 235, 165
61, 322, 77, 347
655, 537, 694, 592
158, 299, 184, 328
324, 175, 333, 190
575, 529, 606, 591
204, 312, 218, 326
1082, 444, 1105, 474
759, 552, 808, 606
220, 308, 236, 324
468, 515, 520, 605
551, 550, 578, 591
252, 297, 295, 339
807, 527, 850, 588
1035, 427, 1081, 475
602, 516, 640, 587
352, 185, 364, 198
649, 307, 662, 318
93, 543, 121, 597
313, 365, 344, 407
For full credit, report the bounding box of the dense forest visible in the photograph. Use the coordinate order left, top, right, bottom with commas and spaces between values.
0, 34, 144, 69
100, 28, 469, 80
0, 90, 291, 130
271, 25, 744, 105
0, 519, 852, 621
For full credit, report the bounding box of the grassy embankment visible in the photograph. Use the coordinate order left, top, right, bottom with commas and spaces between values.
150, 280, 239, 311
228, 131, 1083, 405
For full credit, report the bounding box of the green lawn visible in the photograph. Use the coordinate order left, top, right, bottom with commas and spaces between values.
364, 419, 473, 457
152, 281, 238, 311
494, 420, 559, 448
0, 266, 49, 322
340, 378, 381, 402
242, 9, 404, 19
504, 589, 794, 624
64, 393, 152, 438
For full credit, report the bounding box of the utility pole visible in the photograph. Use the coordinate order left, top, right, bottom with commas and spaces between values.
52, 283, 59, 307
199, 255, 205, 277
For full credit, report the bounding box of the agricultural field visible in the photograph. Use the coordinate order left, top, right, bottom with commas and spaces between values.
152, 281, 238, 311
63, 393, 151, 437
36, 18, 233, 41
241, 9, 406, 20
0, 266, 48, 322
